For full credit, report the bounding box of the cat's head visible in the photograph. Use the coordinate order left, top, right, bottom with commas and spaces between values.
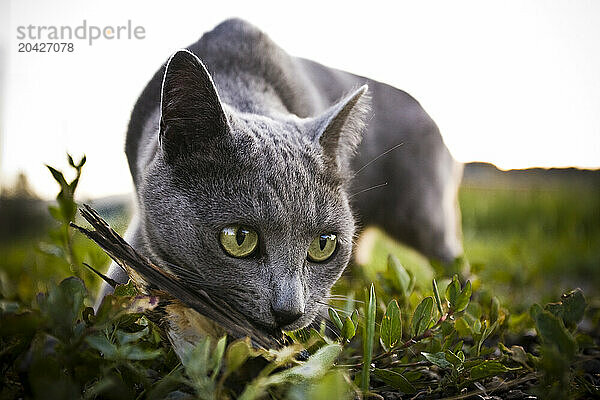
139, 50, 369, 334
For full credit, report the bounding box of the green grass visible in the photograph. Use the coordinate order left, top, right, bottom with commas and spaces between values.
459, 183, 600, 308
0, 215, 128, 304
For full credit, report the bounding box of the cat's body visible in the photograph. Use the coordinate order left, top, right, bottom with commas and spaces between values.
101, 19, 462, 347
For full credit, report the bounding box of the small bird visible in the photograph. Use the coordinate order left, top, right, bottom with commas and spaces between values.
72, 205, 283, 358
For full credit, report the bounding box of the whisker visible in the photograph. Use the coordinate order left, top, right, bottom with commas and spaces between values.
331, 307, 351, 316
326, 299, 358, 306
323, 296, 355, 304
315, 301, 351, 315
349, 182, 388, 199
323, 322, 340, 338
325, 295, 364, 306
353, 142, 404, 176
326, 293, 352, 298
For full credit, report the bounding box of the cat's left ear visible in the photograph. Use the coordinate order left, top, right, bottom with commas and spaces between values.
312, 85, 370, 175
159, 49, 228, 161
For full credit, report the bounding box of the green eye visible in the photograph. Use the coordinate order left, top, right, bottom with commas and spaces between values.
307, 233, 337, 262
220, 225, 259, 258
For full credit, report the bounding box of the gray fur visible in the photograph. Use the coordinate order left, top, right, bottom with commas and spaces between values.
100, 19, 463, 333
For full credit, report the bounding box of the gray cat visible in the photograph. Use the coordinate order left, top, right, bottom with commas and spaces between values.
100, 19, 462, 345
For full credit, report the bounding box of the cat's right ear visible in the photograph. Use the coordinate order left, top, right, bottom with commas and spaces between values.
159, 49, 228, 161
311, 85, 370, 175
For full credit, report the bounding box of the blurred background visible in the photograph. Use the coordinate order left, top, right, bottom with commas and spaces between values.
0, 0, 598, 309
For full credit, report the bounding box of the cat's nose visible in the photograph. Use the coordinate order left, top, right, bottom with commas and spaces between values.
272, 305, 304, 327
271, 272, 305, 327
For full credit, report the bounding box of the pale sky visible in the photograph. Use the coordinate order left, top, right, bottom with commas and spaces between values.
1, 0, 599, 200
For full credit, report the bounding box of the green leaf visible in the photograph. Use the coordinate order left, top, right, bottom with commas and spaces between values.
422, 351, 452, 369
351, 309, 359, 329
67, 153, 86, 170
38, 277, 87, 341
342, 292, 356, 316
48, 205, 63, 222
445, 349, 464, 368
470, 361, 508, 380
116, 327, 148, 345
225, 338, 253, 374
373, 368, 416, 393
454, 316, 472, 337
46, 165, 68, 189
92, 294, 157, 328
93, 294, 132, 326
265, 343, 343, 385
328, 308, 344, 331
432, 279, 443, 315
236, 346, 342, 399
507, 345, 530, 366
545, 302, 564, 320
380, 300, 402, 351
403, 370, 423, 383
452, 341, 464, 354
560, 289, 587, 327
476, 320, 498, 356
113, 280, 139, 296
183, 336, 212, 381
490, 296, 500, 323
361, 283, 376, 393
120, 344, 162, 360
411, 297, 434, 337
454, 280, 472, 312
441, 331, 457, 351
445, 275, 460, 309
529, 303, 543, 320
305, 328, 329, 353
341, 316, 356, 341
210, 335, 227, 379
287, 328, 310, 343
388, 255, 412, 296
57, 277, 87, 316
534, 309, 577, 358
86, 334, 118, 359
56, 197, 75, 223
576, 333, 596, 350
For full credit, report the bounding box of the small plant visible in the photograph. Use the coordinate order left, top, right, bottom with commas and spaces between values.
46, 154, 86, 276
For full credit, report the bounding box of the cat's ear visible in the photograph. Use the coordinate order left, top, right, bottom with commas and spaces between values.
159, 49, 228, 161
312, 85, 370, 174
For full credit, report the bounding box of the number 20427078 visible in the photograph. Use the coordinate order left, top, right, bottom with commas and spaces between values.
18, 42, 74, 52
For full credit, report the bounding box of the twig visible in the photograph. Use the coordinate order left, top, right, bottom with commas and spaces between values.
436, 373, 539, 400
410, 390, 431, 400
388, 360, 432, 368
